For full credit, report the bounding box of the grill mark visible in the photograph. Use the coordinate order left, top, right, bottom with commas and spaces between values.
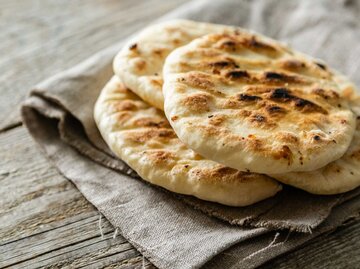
242, 36, 277, 52
264, 71, 304, 83
269, 88, 327, 114
270, 88, 293, 99
208, 59, 240, 75
219, 40, 237, 50
315, 62, 327, 70
238, 94, 262, 101
209, 60, 239, 68
218, 35, 278, 55
313, 88, 340, 100
225, 70, 250, 79
294, 98, 315, 108
266, 105, 285, 113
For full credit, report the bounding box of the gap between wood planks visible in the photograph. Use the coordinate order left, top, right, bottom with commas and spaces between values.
0, 121, 22, 133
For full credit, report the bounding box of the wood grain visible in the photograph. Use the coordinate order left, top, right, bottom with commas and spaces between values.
0, 0, 188, 130
1, 127, 359, 268
0, 127, 153, 269
262, 221, 360, 269
1, 0, 359, 268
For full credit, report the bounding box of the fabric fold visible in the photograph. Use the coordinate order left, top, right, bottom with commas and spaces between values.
21, 0, 360, 268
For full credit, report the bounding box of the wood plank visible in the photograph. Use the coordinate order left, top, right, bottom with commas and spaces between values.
0, 127, 95, 244
261, 220, 360, 269
1, 126, 359, 268
2, 1, 357, 267
0, 126, 154, 268
0, 0, 188, 130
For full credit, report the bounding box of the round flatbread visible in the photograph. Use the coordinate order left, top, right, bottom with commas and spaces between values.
270, 98, 360, 194
94, 76, 282, 206
113, 19, 236, 110
163, 32, 356, 174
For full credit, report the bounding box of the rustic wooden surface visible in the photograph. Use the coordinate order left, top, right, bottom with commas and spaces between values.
1, 1, 359, 268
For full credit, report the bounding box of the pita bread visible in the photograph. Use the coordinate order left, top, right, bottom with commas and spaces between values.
270, 99, 360, 194
94, 76, 282, 206
113, 19, 235, 110
163, 32, 356, 174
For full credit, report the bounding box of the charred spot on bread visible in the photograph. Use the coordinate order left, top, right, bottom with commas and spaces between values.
238, 94, 262, 101
209, 59, 239, 68
225, 70, 250, 79
315, 62, 327, 70
219, 40, 237, 50
242, 36, 277, 52
266, 105, 285, 113
270, 88, 292, 99
129, 43, 137, 50
264, 72, 303, 83
269, 88, 327, 114
313, 88, 340, 100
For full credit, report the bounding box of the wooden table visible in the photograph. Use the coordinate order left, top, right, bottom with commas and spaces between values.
1, 1, 359, 268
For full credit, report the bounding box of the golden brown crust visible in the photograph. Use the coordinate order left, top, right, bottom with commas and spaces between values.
163, 32, 356, 173
94, 76, 282, 206
142, 150, 177, 166
270, 112, 360, 195
113, 20, 240, 110
181, 93, 212, 113
124, 129, 177, 144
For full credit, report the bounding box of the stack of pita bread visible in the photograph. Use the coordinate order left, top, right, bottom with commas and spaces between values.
94, 20, 360, 207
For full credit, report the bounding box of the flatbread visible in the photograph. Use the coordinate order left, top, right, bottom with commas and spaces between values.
113, 19, 235, 110
163, 32, 356, 174
270, 99, 360, 194
94, 76, 282, 206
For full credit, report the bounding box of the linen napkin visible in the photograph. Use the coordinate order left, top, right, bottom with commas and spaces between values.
22, 0, 360, 268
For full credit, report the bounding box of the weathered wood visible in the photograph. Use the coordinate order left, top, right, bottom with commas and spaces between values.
0, 127, 154, 269
1, 126, 359, 268
261, 220, 360, 269
0, 0, 188, 130
1, 1, 359, 266
0, 127, 94, 244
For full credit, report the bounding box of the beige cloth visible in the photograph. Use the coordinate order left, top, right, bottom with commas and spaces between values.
22, 0, 360, 268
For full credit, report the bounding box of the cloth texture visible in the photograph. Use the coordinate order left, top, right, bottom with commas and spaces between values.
22, 0, 360, 268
